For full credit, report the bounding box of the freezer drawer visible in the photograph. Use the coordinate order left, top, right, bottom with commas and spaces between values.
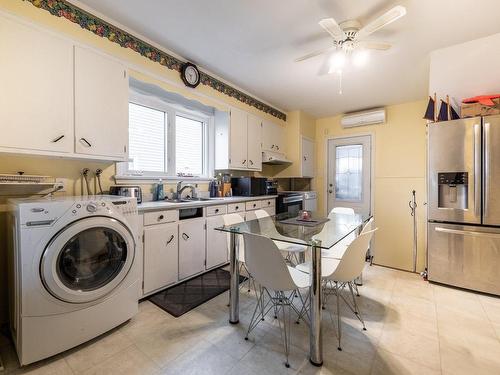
428, 222, 500, 295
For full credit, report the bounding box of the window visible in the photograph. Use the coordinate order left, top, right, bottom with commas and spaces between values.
129, 103, 166, 172
125, 102, 210, 177
335, 144, 363, 201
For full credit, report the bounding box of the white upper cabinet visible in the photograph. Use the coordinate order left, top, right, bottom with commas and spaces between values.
0, 15, 73, 154
229, 108, 248, 169
301, 137, 315, 177
247, 114, 262, 170
262, 120, 285, 154
74, 46, 128, 160
215, 108, 263, 171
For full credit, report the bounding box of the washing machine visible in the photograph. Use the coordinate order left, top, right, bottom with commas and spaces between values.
7, 195, 141, 365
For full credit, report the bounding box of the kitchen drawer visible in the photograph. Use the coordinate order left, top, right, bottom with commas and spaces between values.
227, 202, 245, 213
245, 200, 262, 211
261, 199, 275, 208
206, 205, 227, 216
143, 210, 178, 226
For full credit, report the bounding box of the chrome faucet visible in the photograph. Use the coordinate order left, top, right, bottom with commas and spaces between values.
176, 181, 196, 199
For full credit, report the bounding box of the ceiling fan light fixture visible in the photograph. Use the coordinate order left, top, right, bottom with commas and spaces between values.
328, 50, 346, 73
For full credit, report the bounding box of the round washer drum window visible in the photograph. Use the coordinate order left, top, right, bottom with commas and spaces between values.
56, 226, 128, 292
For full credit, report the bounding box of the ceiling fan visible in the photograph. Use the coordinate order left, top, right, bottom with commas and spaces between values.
296, 5, 407, 72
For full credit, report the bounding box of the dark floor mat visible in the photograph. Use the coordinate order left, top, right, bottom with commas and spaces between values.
148, 268, 246, 317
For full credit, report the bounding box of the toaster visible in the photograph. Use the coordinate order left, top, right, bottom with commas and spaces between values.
109, 185, 142, 204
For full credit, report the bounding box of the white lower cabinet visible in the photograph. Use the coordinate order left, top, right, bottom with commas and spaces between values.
143, 223, 178, 294
178, 219, 206, 280
206, 216, 228, 269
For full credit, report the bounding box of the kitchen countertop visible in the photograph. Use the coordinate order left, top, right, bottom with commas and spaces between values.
137, 195, 278, 212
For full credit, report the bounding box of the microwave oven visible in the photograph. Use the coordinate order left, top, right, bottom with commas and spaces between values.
231, 177, 267, 196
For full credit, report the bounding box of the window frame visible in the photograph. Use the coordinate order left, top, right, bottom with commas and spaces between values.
120, 93, 213, 179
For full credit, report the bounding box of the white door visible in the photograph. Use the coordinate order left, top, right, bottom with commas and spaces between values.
178, 219, 206, 279
247, 114, 262, 170
327, 135, 372, 215
206, 216, 228, 269
143, 223, 178, 294
301, 137, 315, 177
229, 108, 248, 169
0, 15, 73, 154
74, 46, 128, 159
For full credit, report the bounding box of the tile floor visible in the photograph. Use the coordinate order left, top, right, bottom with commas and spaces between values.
1, 265, 500, 375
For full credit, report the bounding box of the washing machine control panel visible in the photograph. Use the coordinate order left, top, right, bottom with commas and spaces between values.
86, 202, 98, 213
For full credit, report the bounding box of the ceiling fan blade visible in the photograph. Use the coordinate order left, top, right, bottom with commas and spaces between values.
319, 18, 346, 40
295, 46, 334, 62
356, 5, 406, 40
356, 41, 392, 50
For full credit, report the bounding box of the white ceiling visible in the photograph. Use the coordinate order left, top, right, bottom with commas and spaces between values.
75, 0, 500, 118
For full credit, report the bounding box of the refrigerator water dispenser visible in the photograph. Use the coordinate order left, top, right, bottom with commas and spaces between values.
438, 172, 468, 209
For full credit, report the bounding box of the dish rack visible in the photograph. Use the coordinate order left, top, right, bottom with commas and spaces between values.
0, 174, 56, 185
0, 174, 62, 196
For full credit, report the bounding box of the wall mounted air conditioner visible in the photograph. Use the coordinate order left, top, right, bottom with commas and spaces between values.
341, 108, 386, 128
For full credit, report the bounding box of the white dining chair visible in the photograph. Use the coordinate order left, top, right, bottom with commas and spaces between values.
330, 206, 355, 215
296, 228, 377, 351
247, 209, 307, 265
242, 232, 310, 368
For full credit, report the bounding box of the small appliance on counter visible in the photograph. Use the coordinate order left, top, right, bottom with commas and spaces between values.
265, 180, 278, 195
109, 185, 142, 204
231, 177, 267, 196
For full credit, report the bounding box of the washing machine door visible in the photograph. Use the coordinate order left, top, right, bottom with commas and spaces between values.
40, 216, 135, 304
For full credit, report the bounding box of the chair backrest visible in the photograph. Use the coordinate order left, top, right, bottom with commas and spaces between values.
242, 232, 297, 292
223, 213, 245, 263
330, 207, 355, 216
247, 209, 283, 238
361, 217, 375, 234
330, 228, 377, 282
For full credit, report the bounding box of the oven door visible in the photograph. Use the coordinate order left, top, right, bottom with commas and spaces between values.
277, 195, 303, 216
40, 216, 135, 304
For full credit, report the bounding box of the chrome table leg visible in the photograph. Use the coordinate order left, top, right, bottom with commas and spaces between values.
229, 231, 240, 324
309, 239, 323, 366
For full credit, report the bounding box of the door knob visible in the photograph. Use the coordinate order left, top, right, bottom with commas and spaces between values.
328, 190, 333, 194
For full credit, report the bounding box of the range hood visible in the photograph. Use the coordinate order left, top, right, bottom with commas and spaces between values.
262, 151, 292, 165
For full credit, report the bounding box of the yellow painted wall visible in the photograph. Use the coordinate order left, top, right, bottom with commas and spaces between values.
273, 110, 317, 178
315, 100, 428, 272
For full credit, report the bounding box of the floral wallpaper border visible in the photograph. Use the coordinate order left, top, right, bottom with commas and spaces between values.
24, 0, 287, 121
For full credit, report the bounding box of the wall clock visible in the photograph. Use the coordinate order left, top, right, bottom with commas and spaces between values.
181, 62, 201, 88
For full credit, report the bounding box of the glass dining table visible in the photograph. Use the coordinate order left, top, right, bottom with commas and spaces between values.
215, 211, 371, 366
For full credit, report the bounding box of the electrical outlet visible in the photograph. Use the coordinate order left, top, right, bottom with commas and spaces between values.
55, 178, 69, 192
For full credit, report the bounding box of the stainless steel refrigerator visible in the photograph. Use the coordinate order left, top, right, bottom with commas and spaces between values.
427, 115, 500, 295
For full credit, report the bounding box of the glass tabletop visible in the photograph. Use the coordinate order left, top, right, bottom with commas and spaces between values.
215, 211, 372, 249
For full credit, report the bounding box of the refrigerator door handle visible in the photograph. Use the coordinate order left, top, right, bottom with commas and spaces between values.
435, 226, 500, 239
474, 123, 481, 218
484, 122, 491, 218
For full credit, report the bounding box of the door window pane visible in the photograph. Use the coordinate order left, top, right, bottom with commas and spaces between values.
57, 227, 127, 291
176, 115, 204, 175
335, 144, 363, 201
129, 103, 166, 172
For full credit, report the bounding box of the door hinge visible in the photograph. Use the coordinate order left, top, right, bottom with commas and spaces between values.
204, 259, 206, 266
142, 235, 145, 244
204, 223, 207, 230
124, 145, 127, 153
124, 70, 127, 78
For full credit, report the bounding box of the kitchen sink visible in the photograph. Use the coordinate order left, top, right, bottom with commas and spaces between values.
164, 197, 219, 203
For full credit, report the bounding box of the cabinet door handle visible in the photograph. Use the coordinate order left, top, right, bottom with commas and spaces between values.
52, 135, 65, 143
158, 214, 164, 221
242, 159, 246, 165
215, 208, 219, 213
182, 232, 190, 240
271, 144, 275, 149
276, 146, 280, 151
249, 160, 254, 165
303, 156, 307, 161
80, 138, 92, 147
235, 206, 239, 210
166, 235, 174, 245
